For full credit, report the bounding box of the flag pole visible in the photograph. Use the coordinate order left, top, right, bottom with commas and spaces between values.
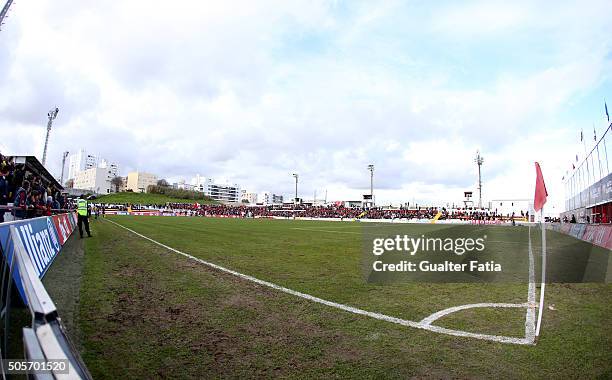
535, 208, 546, 337
582, 131, 593, 184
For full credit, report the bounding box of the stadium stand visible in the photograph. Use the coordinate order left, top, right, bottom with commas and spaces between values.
94, 202, 530, 223
562, 122, 612, 224
0, 153, 72, 222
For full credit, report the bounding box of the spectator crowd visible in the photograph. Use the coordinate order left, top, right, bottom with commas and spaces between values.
0, 152, 71, 222
95, 201, 529, 223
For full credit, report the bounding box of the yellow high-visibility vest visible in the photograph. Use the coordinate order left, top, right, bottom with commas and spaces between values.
77, 199, 88, 216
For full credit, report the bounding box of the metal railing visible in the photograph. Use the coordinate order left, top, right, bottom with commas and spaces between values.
564, 122, 612, 211
0, 224, 91, 379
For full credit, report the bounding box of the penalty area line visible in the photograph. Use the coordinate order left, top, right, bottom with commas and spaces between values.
105, 218, 534, 345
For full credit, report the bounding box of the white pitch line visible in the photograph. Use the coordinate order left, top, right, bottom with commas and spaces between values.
420, 302, 528, 326
525, 226, 537, 343
105, 219, 535, 345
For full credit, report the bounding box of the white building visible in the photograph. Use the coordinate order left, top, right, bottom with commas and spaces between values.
259, 192, 283, 205
67, 149, 120, 184
191, 175, 240, 203
173, 179, 194, 191
240, 190, 258, 204
67, 149, 98, 181
98, 159, 120, 178
126, 172, 158, 193
73, 167, 113, 194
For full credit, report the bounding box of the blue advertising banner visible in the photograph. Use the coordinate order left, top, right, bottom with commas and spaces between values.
14, 217, 61, 277
0, 214, 74, 304
68, 212, 77, 228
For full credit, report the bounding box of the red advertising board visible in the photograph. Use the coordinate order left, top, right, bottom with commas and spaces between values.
594, 225, 612, 250
52, 213, 74, 245
571, 224, 612, 250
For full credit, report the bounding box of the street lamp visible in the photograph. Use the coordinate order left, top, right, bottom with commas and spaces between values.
42, 107, 59, 166
474, 151, 484, 209
0, 0, 15, 32
367, 164, 374, 205
292, 173, 299, 203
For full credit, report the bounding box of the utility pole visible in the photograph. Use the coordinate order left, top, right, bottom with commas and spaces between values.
367, 164, 374, 206
60, 151, 69, 185
42, 107, 59, 166
292, 173, 299, 203
474, 151, 484, 208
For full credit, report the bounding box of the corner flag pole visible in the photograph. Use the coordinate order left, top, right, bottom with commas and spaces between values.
535, 208, 546, 337
533, 162, 548, 338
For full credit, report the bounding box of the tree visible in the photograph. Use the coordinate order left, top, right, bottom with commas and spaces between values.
65, 178, 74, 189
111, 176, 124, 193
157, 179, 169, 187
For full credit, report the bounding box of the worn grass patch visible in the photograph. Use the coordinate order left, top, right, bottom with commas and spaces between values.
435, 307, 527, 337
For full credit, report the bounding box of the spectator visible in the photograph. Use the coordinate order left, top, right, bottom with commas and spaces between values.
45, 196, 54, 216
52, 196, 61, 211
28, 189, 41, 218
0, 164, 8, 223
13, 180, 30, 219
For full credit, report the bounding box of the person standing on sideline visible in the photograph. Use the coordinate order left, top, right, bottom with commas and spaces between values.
13, 180, 29, 219
77, 195, 92, 238
0, 165, 8, 223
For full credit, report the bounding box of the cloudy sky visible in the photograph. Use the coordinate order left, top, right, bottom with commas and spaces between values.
1, 0, 611, 212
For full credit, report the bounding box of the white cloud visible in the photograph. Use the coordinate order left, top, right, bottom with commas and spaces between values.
0, 0, 610, 213
432, 2, 530, 37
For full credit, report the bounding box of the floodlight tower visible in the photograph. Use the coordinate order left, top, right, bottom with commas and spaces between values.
0, 0, 15, 32
367, 164, 374, 205
60, 151, 69, 185
474, 151, 484, 209
292, 173, 299, 203
42, 107, 59, 166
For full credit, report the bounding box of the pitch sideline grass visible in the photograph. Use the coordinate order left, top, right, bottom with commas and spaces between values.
69, 216, 611, 378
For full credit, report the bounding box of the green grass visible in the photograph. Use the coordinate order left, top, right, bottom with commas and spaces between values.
75, 216, 611, 378
94, 192, 217, 205
43, 233, 86, 351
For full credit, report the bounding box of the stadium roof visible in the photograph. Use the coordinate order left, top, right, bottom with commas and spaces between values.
12, 155, 63, 190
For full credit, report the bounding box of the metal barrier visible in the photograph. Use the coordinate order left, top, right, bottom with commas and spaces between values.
0, 221, 91, 379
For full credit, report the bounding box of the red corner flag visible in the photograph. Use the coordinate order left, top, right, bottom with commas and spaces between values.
534, 162, 548, 212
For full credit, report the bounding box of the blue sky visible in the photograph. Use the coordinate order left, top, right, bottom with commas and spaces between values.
0, 0, 611, 213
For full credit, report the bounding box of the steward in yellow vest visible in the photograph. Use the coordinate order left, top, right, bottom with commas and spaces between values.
77, 196, 92, 238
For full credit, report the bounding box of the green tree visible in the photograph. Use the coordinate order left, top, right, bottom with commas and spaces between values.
111, 176, 124, 193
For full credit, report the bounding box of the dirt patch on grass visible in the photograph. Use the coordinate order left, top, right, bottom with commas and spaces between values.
43, 233, 86, 350
82, 221, 391, 378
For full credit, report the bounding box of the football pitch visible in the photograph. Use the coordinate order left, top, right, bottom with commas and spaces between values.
69, 216, 610, 378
